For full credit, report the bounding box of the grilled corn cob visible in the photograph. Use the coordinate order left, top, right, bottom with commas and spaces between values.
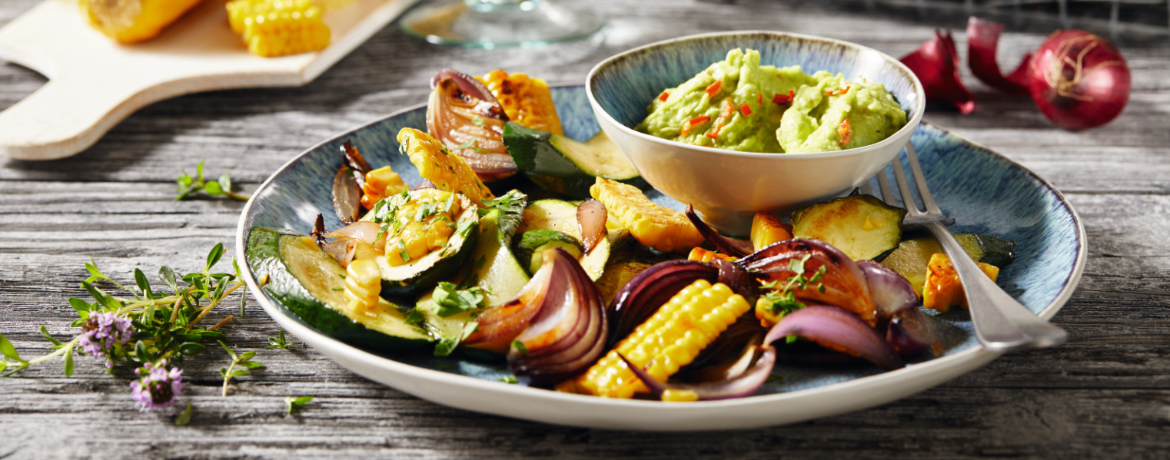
226, 0, 330, 57
344, 258, 382, 315
398, 128, 494, 207
558, 279, 750, 399
80, 0, 205, 44
590, 178, 703, 253
380, 189, 461, 266
361, 166, 410, 211
480, 70, 564, 135
687, 247, 736, 264
922, 253, 1000, 312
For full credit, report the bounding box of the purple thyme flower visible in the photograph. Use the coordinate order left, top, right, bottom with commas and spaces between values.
130, 359, 182, 411
78, 311, 132, 367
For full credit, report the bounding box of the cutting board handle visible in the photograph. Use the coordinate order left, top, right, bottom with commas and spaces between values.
0, 73, 146, 161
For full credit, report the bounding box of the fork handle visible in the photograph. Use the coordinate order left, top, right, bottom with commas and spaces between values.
923, 222, 1068, 351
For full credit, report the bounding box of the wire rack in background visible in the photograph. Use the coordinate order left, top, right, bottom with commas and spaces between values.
855, 0, 1170, 39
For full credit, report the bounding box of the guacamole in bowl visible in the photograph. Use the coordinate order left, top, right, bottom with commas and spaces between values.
637, 49, 907, 153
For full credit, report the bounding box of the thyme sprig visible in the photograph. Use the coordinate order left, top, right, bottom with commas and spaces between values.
176, 161, 249, 201
0, 244, 254, 411
759, 254, 829, 317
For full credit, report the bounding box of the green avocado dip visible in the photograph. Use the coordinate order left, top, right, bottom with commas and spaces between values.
636, 48, 908, 153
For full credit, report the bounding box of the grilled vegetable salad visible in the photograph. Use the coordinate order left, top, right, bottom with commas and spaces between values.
246, 68, 1016, 401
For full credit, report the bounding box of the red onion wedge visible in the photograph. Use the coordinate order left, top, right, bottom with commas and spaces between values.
310, 214, 327, 249
427, 69, 518, 180
764, 306, 904, 370
606, 260, 718, 346
322, 238, 357, 268
323, 221, 382, 245
738, 239, 877, 326
967, 17, 1032, 94
577, 199, 608, 253
887, 307, 943, 356
464, 260, 552, 353
901, 29, 976, 114
507, 248, 608, 385
712, 259, 758, 303
332, 166, 363, 224
1028, 30, 1130, 131
685, 204, 753, 257
856, 260, 919, 319
618, 347, 777, 401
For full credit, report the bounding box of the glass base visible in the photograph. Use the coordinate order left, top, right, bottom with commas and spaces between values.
400, 0, 605, 48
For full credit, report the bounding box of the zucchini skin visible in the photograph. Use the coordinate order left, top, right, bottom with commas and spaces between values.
503, 122, 648, 198
791, 194, 907, 261
247, 227, 429, 351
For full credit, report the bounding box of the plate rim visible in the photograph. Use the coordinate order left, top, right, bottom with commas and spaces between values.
234, 85, 1087, 430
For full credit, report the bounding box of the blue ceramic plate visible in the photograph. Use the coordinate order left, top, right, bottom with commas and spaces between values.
236, 85, 1085, 430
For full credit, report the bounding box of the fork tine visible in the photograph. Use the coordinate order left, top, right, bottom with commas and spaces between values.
904, 142, 942, 215
858, 181, 874, 196
876, 168, 895, 207
891, 157, 920, 212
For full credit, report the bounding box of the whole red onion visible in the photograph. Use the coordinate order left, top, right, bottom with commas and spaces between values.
1028, 30, 1131, 131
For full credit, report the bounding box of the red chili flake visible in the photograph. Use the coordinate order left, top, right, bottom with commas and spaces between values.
757, 93, 763, 106
740, 104, 752, 116
681, 115, 711, 136
658, 92, 670, 102
705, 80, 723, 99
824, 86, 851, 97
706, 132, 718, 139
772, 89, 795, 105
838, 119, 852, 146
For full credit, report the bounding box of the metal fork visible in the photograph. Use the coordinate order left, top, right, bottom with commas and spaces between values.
862, 142, 1068, 352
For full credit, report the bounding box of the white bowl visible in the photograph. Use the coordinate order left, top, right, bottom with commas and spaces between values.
587, 31, 925, 234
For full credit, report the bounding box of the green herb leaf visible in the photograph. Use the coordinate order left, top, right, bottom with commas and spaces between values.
266, 330, 291, 349
239, 351, 256, 362
134, 268, 152, 298
512, 340, 528, 355
82, 282, 121, 311
499, 376, 518, 384
481, 190, 527, 239
433, 282, 485, 317
218, 174, 232, 194
471, 116, 485, 127
179, 343, 206, 356
63, 347, 74, 377
159, 266, 179, 294
285, 396, 314, 415
0, 334, 21, 361
39, 326, 63, 347
204, 181, 224, 196
206, 243, 225, 272
404, 308, 425, 326
84, 259, 106, 283
68, 298, 92, 314
453, 139, 477, 150
434, 321, 478, 357
175, 402, 193, 426
134, 341, 154, 363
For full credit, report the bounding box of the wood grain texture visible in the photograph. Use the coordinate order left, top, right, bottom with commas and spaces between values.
2, 0, 1169, 458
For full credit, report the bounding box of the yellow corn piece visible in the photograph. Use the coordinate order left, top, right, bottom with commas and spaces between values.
227, 0, 331, 57
80, 0, 205, 44
361, 166, 410, 210
480, 70, 564, 135
397, 128, 494, 207
922, 253, 1000, 312
590, 178, 703, 253
750, 212, 791, 250
558, 279, 750, 399
687, 247, 736, 264
344, 258, 382, 315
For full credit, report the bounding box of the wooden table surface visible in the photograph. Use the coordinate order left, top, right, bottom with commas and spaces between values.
2, 0, 1168, 458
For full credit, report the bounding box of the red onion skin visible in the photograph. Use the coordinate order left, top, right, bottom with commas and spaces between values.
427, 70, 518, 179
332, 167, 363, 224
464, 264, 552, 353
577, 199, 608, 253
901, 29, 976, 115
764, 306, 904, 370
606, 260, 718, 346
856, 260, 919, 320
1028, 30, 1131, 131
618, 347, 777, 401
508, 248, 608, 384
967, 17, 1033, 95
739, 239, 877, 327
686, 205, 753, 257
886, 307, 942, 356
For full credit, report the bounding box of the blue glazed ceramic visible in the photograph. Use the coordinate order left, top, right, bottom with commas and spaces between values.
236, 85, 1085, 430
585, 31, 926, 234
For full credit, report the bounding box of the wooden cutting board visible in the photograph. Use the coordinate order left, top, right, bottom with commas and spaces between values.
0, 0, 421, 161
